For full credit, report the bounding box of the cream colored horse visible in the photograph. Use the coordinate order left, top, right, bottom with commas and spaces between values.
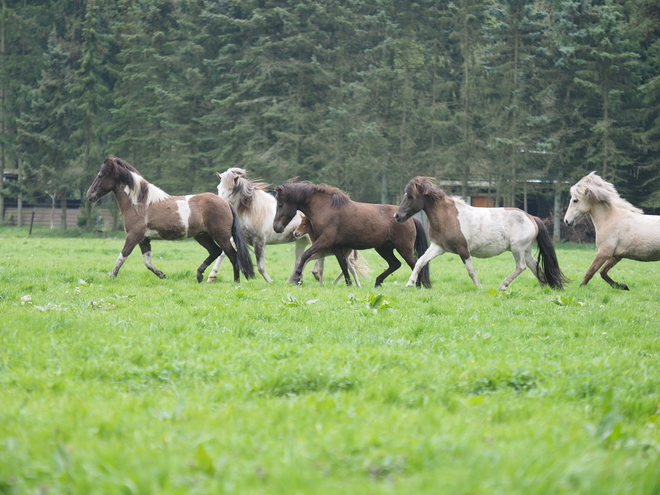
208, 168, 318, 283
564, 172, 660, 290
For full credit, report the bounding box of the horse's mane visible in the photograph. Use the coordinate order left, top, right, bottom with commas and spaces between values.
218, 167, 269, 209
572, 172, 643, 214
276, 179, 351, 208
405, 176, 448, 202
103, 155, 169, 206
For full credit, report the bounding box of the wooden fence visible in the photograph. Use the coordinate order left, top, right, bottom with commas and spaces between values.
3, 206, 116, 230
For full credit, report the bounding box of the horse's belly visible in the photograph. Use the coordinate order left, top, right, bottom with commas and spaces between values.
469, 244, 509, 259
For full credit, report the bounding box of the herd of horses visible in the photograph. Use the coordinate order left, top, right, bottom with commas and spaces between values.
86, 156, 660, 291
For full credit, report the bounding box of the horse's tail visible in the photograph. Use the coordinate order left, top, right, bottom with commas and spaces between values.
533, 216, 569, 290
230, 206, 255, 280
412, 217, 432, 288
349, 250, 370, 279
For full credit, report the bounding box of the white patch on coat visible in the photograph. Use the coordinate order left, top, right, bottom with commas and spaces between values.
145, 228, 161, 239
177, 198, 192, 235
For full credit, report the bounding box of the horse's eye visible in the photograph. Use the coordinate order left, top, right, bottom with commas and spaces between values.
572, 199, 578, 203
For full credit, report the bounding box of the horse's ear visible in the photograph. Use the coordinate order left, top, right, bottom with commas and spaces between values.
216, 172, 222, 181
233, 175, 240, 184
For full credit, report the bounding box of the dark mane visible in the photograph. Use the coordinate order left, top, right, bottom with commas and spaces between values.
406, 177, 446, 202
103, 155, 150, 204
276, 180, 351, 208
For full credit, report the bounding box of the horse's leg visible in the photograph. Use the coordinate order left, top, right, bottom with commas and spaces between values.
312, 259, 325, 285
580, 250, 613, 286
207, 253, 226, 282
194, 233, 223, 283
405, 242, 443, 287
253, 240, 272, 283
139, 239, 166, 279
498, 248, 528, 291
599, 257, 628, 290
290, 236, 311, 283
332, 250, 359, 286
110, 233, 142, 278
331, 246, 352, 286
524, 246, 546, 287
463, 257, 482, 288
291, 242, 330, 285
347, 249, 361, 287
373, 246, 401, 287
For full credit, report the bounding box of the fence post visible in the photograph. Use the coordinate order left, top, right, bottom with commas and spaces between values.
29, 208, 35, 235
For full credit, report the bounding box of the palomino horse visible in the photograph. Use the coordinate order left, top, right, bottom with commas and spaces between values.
208, 168, 321, 283
292, 214, 369, 287
394, 177, 568, 290
273, 180, 431, 287
564, 172, 660, 290
86, 156, 255, 283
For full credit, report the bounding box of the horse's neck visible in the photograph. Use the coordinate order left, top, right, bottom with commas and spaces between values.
588, 203, 619, 231
113, 185, 141, 214
241, 190, 275, 227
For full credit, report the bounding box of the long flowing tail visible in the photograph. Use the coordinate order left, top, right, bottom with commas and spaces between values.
230, 207, 255, 280
349, 250, 369, 279
412, 217, 432, 288
533, 217, 569, 290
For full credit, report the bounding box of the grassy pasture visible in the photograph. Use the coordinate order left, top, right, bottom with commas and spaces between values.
1, 226, 659, 494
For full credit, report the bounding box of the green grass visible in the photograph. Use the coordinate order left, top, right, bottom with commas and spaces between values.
1, 226, 659, 494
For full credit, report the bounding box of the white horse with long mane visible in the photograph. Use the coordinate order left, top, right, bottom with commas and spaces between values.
564, 172, 660, 290
207, 168, 321, 283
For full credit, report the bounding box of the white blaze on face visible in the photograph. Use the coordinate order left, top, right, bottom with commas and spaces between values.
177, 197, 192, 235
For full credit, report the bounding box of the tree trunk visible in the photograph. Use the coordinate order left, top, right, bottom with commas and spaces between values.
60, 193, 67, 229
553, 182, 561, 243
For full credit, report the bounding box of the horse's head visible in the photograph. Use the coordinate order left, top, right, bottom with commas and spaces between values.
564, 172, 601, 226
273, 181, 300, 234
394, 177, 435, 223
293, 214, 312, 239
216, 168, 245, 201
87, 156, 122, 203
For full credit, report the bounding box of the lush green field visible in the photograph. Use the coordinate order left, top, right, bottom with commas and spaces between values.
1, 226, 659, 494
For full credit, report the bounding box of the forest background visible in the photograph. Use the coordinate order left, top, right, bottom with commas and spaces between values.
1, 0, 660, 230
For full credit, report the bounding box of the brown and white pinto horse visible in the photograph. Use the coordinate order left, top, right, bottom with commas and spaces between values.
564, 172, 660, 290
86, 156, 254, 283
273, 179, 430, 287
394, 177, 568, 290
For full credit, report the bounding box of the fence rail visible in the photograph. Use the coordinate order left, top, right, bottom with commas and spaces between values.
3, 206, 115, 230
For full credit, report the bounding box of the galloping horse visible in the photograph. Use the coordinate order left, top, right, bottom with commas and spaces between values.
394, 177, 567, 290
292, 214, 369, 287
208, 168, 320, 283
273, 180, 430, 287
86, 156, 254, 282
564, 172, 660, 290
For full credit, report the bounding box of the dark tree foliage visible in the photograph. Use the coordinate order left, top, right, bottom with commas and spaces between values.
2, 0, 660, 229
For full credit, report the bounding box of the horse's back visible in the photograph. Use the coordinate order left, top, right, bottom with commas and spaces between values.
454, 203, 536, 257
329, 202, 415, 248
604, 211, 660, 261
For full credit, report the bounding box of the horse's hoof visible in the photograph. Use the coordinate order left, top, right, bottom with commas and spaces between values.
619, 283, 630, 291
207, 276, 216, 283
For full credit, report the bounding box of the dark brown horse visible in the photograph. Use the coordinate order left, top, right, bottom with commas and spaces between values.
86, 156, 254, 283
394, 176, 567, 290
273, 180, 431, 287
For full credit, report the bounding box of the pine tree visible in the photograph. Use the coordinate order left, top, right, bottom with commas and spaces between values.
18, 31, 75, 228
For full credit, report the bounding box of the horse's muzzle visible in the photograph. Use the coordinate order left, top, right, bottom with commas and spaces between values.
273, 224, 284, 234
393, 212, 406, 223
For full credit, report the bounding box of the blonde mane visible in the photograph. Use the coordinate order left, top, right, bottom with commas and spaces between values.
572, 172, 643, 215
